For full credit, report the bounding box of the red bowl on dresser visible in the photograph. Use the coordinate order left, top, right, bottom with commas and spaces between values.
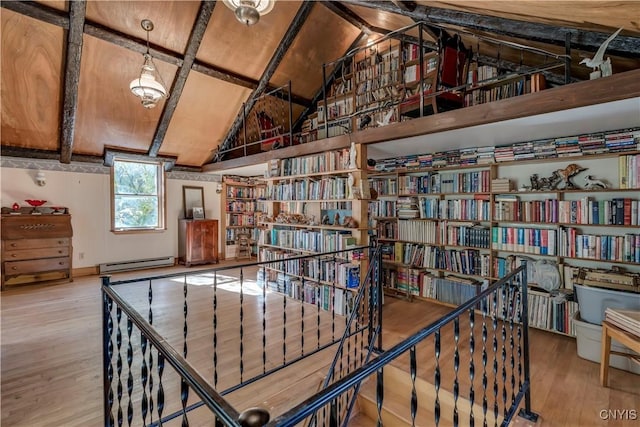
25, 199, 47, 207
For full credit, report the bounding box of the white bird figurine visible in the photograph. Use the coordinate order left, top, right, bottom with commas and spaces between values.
579, 27, 622, 73
376, 109, 395, 127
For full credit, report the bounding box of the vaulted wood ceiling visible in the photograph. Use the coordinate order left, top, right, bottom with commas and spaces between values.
2, 1, 639, 169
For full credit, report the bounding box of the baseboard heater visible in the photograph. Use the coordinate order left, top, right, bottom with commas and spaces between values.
99, 256, 175, 274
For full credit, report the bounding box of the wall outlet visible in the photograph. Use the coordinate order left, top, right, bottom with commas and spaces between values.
78, 252, 84, 260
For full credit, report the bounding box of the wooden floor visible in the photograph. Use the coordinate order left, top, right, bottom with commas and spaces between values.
1, 264, 639, 426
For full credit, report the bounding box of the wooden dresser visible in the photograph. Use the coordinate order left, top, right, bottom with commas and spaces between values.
178, 219, 219, 267
1, 214, 73, 290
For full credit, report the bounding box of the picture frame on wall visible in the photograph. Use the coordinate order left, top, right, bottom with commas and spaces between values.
183, 186, 205, 219
192, 207, 205, 219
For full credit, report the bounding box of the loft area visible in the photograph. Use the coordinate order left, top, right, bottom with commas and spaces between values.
1, 1, 639, 169
217, 22, 569, 161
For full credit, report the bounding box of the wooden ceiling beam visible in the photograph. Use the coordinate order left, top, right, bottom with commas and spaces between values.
148, 1, 216, 157
216, 1, 315, 159
322, 1, 387, 36
346, 0, 640, 58
0, 1, 311, 104
0, 0, 68, 28
59, 1, 86, 164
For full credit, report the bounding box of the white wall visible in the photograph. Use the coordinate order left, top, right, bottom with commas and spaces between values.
1, 163, 221, 269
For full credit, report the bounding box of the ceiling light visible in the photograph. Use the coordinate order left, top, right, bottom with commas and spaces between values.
223, 0, 275, 26
129, 19, 168, 108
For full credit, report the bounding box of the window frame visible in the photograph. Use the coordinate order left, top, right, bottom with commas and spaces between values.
110, 157, 167, 233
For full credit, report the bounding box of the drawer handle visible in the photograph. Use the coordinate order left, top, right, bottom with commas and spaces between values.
58, 241, 64, 244
11, 254, 17, 257
59, 261, 65, 265
10, 243, 17, 247
59, 250, 63, 254
11, 266, 17, 270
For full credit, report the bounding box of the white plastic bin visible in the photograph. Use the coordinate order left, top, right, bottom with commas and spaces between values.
574, 284, 640, 325
573, 312, 640, 375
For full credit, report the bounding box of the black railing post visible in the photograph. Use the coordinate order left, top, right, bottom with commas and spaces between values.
418, 23, 425, 118
375, 240, 383, 352
288, 80, 293, 146
101, 275, 114, 427
517, 261, 539, 422
242, 102, 248, 157
564, 33, 571, 84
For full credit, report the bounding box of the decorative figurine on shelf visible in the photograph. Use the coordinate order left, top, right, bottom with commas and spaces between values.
579, 27, 623, 80
583, 175, 608, 190
12, 202, 19, 211
333, 212, 341, 226
349, 141, 357, 169
556, 163, 587, 190
530, 171, 560, 191
342, 216, 358, 228
321, 214, 330, 225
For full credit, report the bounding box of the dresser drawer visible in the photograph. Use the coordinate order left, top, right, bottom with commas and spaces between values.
2, 238, 70, 251
4, 247, 70, 261
1, 215, 72, 239
4, 257, 70, 276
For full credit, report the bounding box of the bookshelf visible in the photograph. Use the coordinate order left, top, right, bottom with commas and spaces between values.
220, 176, 266, 260
369, 128, 640, 336
257, 145, 370, 310
317, 39, 440, 136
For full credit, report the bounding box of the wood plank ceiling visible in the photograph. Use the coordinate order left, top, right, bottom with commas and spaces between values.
1, 1, 639, 169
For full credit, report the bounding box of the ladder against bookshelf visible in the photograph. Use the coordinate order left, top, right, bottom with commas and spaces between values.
369, 131, 639, 336
220, 176, 266, 260
258, 145, 370, 300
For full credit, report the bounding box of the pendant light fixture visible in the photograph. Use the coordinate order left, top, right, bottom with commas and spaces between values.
129, 19, 169, 108
222, 0, 275, 26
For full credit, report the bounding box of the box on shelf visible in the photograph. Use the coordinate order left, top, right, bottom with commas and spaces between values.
574, 284, 640, 325
573, 312, 640, 375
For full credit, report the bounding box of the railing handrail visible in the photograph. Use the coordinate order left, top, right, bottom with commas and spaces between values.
102, 283, 242, 426
268, 265, 526, 426
105, 245, 371, 286
320, 244, 382, 388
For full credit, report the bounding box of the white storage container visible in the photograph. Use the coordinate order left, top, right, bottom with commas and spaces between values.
573, 312, 640, 375
574, 284, 640, 325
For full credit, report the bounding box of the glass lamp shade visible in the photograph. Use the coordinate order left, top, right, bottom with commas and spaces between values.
129, 54, 168, 108
223, 0, 274, 25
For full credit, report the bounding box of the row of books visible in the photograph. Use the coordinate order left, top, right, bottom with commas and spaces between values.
557, 229, 640, 263
492, 227, 557, 256
494, 197, 639, 226
619, 153, 640, 189
369, 200, 397, 218
226, 186, 266, 199
225, 213, 255, 227
397, 219, 437, 243
423, 275, 483, 306
419, 196, 491, 221
382, 242, 491, 276
370, 128, 640, 171
267, 176, 350, 201
258, 248, 360, 288
225, 200, 261, 213
258, 271, 355, 316
259, 229, 356, 254
463, 78, 528, 107
526, 291, 578, 335
272, 149, 351, 176
442, 223, 491, 249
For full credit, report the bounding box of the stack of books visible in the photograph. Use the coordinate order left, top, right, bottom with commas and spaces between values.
491, 178, 512, 192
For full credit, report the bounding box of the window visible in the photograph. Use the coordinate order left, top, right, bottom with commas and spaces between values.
111, 158, 165, 232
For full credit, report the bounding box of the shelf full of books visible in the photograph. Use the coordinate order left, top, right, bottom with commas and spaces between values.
221, 176, 266, 259
369, 128, 639, 337
259, 145, 370, 302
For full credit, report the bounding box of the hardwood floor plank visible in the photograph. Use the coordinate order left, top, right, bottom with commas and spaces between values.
1, 267, 639, 426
